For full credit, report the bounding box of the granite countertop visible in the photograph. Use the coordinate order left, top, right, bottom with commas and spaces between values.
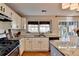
19, 35, 50, 38
50, 40, 79, 56
10, 35, 49, 40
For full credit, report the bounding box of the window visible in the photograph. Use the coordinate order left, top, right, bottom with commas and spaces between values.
28, 25, 38, 33
28, 21, 38, 33
59, 21, 78, 42
39, 21, 50, 33
27, 21, 51, 33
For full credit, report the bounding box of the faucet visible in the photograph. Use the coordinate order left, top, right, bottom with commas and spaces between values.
39, 33, 46, 37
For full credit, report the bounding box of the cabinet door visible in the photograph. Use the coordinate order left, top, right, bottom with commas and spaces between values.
5, 5, 12, 18
15, 14, 22, 29
32, 38, 40, 51
11, 11, 22, 29
25, 38, 32, 51
0, 4, 6, 14
0, 3, 3, 13
11, 11, 17, 29
40, 38, 49, 51
19, 38, 25, 55
21, 17, 26, 29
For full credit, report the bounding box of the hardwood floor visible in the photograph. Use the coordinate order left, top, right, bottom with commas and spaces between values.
22, 51, 50, 56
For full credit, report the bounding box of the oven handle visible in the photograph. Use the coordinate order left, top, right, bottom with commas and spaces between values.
6, 45, 19, 56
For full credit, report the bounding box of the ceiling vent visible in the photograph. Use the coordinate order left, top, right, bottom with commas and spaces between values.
41, 10, 47, 12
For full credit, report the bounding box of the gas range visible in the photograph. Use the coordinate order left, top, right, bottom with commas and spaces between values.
0, 39, 19, 56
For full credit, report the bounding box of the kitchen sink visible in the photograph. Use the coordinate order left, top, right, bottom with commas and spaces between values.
34, 35, 46, 37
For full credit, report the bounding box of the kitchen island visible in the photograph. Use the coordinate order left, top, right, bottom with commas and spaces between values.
50, 40, 79, 56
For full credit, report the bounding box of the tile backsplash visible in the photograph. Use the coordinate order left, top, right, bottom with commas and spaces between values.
0, 29, 5, 33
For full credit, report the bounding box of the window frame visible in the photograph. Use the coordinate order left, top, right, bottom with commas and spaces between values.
27, 21, 51, 33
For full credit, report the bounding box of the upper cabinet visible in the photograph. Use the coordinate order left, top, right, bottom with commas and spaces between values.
21, 17, 27, 29
11, 10, 22, 29
5, 4, 12, 18
0, 3, 24, 29
0, 3, 6, 14
0, 3, 11, 17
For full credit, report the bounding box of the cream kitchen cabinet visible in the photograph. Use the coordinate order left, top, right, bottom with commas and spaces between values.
4, 4, 12, 18
21, 17, 26, 29
0, 4, 2, 13
32, 38, 41, 51
11, 10, 22, 29
0, 3, 6, 14
0, 3, 3, 13
32, 38, 49, 51
25, 38, 49, 51
14, 15, 22, 29
19, 38, 25, 56
40, 38, 49, 51
0, 3, 22, 29
0, 3, 11, 17
25, 38, 32, 51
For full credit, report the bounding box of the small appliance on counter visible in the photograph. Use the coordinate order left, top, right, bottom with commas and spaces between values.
74, 29, 79, 47
76, 29, 79, 36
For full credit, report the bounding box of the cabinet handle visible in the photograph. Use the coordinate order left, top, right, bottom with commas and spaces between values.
3, 7, 5, 12
29, 41, 32, 43
0, 6, 1, 11
38, 41, 41, 43
0, 6, 2, 11
40, 41, 42, 43
11, 12, 12, 15
38, 41, 40, 43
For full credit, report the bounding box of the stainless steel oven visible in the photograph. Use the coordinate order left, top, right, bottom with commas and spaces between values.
0, 33, 19, 56
6, 45, 19, 56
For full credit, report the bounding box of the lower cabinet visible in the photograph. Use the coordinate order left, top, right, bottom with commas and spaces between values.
31, 38, 41, 51
19, 38, 25, 56
25, 38, 32, 51
40, 38, 49, 51
50, 44, 64, 56
19, 37, 49, 55
25, 38, 49, 51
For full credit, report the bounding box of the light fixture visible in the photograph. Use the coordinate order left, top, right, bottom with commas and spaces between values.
70, 3, 78, 10
77, 7, 79, 11
41, 9, 47, 15
62, 3, 79, 11
62, 3, 70, 9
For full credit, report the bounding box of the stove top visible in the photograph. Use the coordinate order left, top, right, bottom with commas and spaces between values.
0, 39, 19, 56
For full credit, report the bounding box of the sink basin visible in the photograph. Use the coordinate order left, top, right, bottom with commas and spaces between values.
34, 35, 46, 37
34, 35, 40, 37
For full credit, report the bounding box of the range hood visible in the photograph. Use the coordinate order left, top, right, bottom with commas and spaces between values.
0, 13, 12, 22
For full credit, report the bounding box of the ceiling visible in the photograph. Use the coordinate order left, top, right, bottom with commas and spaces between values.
6, 3, 79, 16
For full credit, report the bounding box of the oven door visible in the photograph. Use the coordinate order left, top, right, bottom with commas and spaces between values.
6, 45, 19, 56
